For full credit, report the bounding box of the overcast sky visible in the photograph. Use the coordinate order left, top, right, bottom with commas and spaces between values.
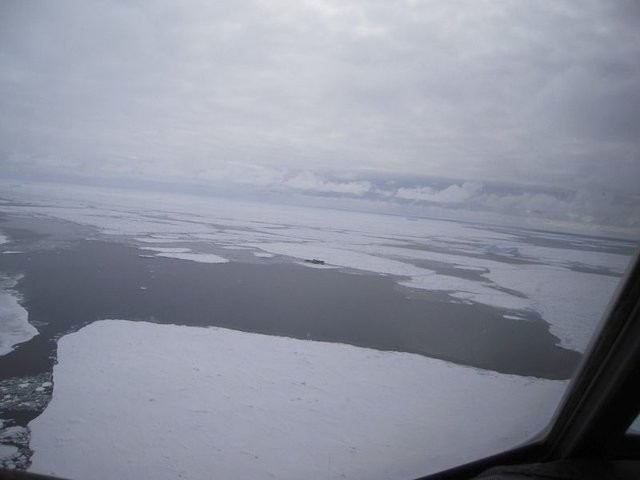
1, 1, 639, 231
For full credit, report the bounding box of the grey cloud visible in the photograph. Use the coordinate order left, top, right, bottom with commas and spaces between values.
0, 0, 639, 230
396, 182, 483, 204
390, 181, 640, 230
283, 171, 372, 196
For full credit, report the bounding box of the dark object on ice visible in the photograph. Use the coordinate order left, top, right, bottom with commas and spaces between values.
304, 258, 325, 265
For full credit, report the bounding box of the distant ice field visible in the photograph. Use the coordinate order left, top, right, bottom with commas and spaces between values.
1, 181, 636, 477
1, 181, 634, 353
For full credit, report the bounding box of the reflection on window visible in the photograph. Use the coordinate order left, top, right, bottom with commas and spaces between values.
628, 413, 640, 435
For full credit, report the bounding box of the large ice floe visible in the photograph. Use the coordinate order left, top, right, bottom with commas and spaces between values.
29, 320, 566, 480
0, 275, 37, 356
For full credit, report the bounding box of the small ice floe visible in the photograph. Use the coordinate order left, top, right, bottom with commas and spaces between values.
139, 247, 191, 254
452, 265, 486, 272
0, 374, 51, 470
253, 252, 274, 258
296, 261, 337, 270
0, 425, 30, 469
0, 426, 28, 444
1, 251, 23, 255
139, 286, 148, 290
0, 445, 18, 463
156, 253, 229, 264
0, 374, 52, 414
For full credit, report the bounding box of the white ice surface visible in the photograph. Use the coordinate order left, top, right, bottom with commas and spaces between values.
485, 265, 620, 351
139, 247, 192, 253
0, 233, 8, 245
252, 251, 274, 258
0, 276, 38, 356
29, 320, 566, 480
156, 252, 229, 264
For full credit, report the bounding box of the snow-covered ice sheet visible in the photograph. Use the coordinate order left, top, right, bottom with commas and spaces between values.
29, 320, 567, 480
0, 275, 37, 356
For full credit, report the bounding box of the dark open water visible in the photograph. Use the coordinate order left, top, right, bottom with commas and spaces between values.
0, 220, 581, 385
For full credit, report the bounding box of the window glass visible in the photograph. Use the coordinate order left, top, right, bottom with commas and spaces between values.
628, 414, 640, 436
0, 1, 639, 479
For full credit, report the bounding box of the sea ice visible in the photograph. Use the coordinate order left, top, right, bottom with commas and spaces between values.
155, 252, 229, 264
296, 261, 338, 269
0, 181, 633, 354
246, 241, 437, 278
0, 445, 18, 461
485, 265, 621, 351
29, 320, 567, 480
139, 247, 192, 253
0, 276, 38, 356
252, 252, 274, 258
134, 236, 189, 243
0, 426, 28, 443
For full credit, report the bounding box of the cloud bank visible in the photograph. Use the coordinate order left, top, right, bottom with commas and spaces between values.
1, 0, 639, 232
